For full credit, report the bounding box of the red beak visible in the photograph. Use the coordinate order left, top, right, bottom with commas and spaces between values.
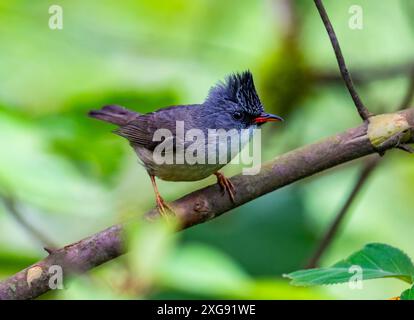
254, 112, 284, 124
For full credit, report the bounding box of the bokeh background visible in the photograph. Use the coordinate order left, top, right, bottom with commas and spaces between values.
0, 0, 414, 299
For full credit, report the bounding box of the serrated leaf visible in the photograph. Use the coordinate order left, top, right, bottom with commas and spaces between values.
284, 243, 414, 286
400, 285, 414, 300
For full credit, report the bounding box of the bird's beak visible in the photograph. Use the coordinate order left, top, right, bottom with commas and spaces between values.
253, 112, 284, 124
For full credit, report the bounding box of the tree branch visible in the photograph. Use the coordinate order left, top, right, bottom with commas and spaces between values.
313, 0, 371, 120
1, 108, 414, 300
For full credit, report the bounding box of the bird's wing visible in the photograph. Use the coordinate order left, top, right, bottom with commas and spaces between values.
115, 116, 163, 150
115, 105, 199, 151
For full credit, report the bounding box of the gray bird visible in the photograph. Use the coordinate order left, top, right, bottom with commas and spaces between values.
89, 71, 283, 215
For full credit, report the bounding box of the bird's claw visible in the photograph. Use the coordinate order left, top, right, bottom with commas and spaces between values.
150, 175, 175, 217
155, 195, 174, 217
215, 172, 236, 203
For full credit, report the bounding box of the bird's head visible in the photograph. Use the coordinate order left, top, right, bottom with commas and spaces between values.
204, 71, 283, 129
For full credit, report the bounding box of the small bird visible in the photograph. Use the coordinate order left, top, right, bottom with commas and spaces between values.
89, 71, 283, 215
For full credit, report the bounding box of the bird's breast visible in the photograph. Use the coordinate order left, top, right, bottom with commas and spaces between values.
134, 127, 256, 181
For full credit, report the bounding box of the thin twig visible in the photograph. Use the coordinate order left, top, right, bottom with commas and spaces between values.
313, 0, 371, 120
0, 192, 56, 250
306, 1, 377, 267
300, 6, 406, 267
306, 155, 380, 268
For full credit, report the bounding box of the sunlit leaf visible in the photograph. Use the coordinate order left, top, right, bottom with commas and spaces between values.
285, 243, 414, 286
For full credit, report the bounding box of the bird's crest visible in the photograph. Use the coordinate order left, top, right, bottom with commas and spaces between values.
206, 71, 264, 115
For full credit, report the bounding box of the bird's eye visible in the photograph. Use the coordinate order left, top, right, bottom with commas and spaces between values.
232, 111, 243, 120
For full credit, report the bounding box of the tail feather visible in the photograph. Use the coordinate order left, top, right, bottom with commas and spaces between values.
88, 105, 140, 126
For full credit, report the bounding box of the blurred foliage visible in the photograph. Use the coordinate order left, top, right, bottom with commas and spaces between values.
259, 38, 311, 117
0, 0, 413, 300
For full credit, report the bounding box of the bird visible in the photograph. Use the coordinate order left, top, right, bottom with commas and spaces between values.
89, 71, 283, 216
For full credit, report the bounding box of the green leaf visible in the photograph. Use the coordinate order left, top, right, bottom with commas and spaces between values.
400, 285, 414, 300
285, 243, 414, 286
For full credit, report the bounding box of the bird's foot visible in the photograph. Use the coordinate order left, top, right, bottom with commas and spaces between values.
150, 175, 175, 217
215, 172, 235, 203
155, 194, 174, 217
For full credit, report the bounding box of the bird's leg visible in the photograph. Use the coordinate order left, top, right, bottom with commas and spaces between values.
214, 172, 235, 203
150, 175, 174, 216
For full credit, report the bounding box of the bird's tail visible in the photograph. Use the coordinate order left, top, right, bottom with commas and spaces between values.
88, 105, 140, 126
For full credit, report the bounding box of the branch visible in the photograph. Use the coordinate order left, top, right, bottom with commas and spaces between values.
313, 0, 371, 120
1, 108, 414, 300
